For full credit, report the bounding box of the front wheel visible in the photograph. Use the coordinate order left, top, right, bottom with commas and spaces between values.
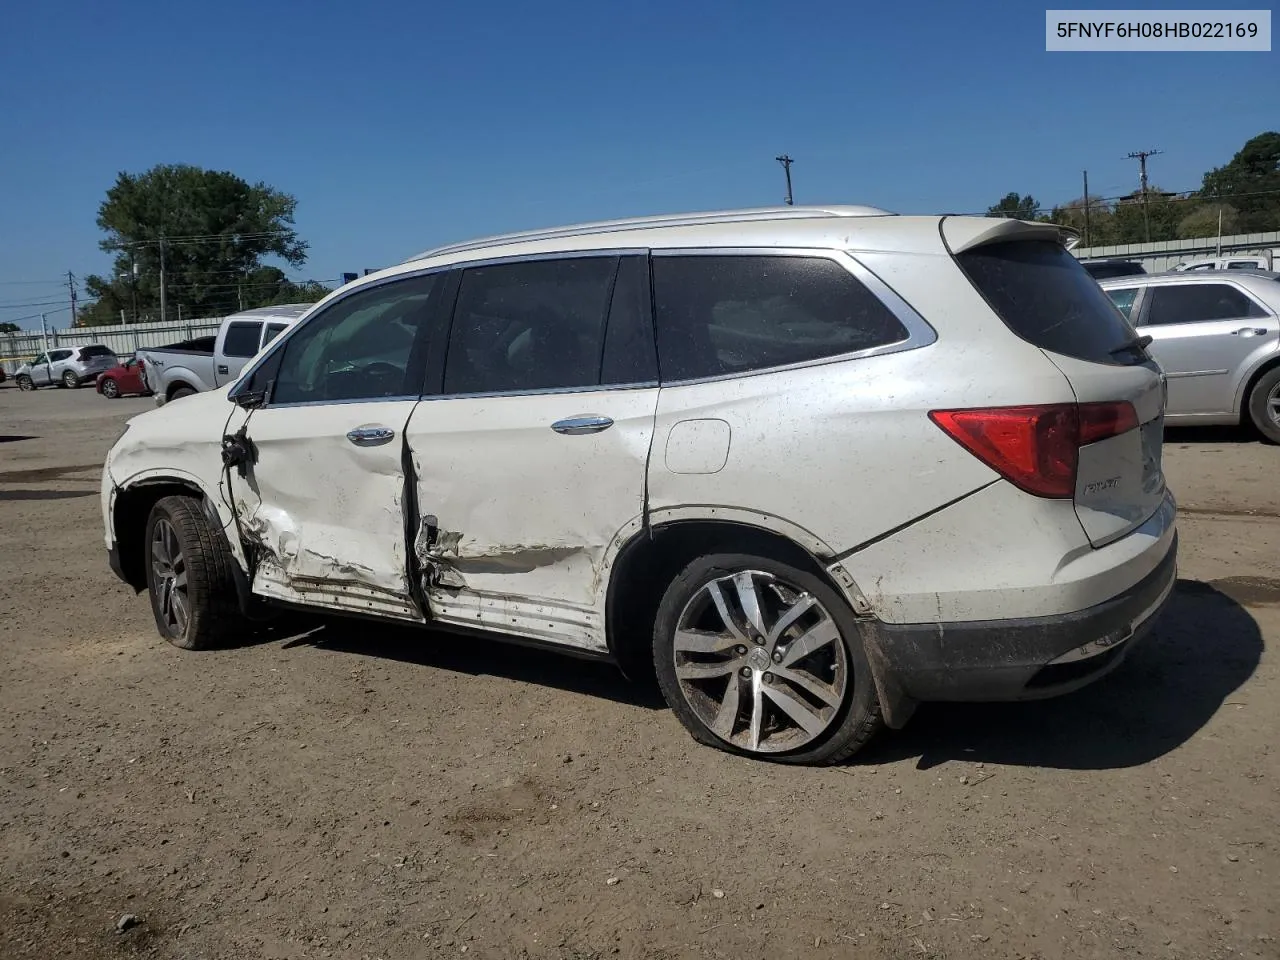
145, 496, 246, 650
1247, 366, 1280, 444
17, 376, 35, 392
100, 378, 120, 399
653, 553, 883, 765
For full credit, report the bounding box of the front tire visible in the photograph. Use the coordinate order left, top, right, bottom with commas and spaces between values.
144, 496, 246, 650
17, 376, 35, 391
100, 378, 120, 399
653, 553, 883, 765
1247, 366, 1280, 444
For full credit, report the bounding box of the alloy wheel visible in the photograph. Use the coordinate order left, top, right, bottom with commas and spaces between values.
672, 570, 849, 754
151, 518, 190, 638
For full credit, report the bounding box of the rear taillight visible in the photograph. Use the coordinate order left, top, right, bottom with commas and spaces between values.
929, 402, 1138, 499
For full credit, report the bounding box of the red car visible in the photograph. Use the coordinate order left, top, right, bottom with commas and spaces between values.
95, 357, 152, 399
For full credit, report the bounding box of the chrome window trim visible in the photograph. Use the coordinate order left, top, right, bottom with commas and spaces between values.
422, 380, 660, 403
647, 247, 937, 388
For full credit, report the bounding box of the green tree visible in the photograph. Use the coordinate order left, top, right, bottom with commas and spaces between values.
0, 322, 21, 334
1177, 202, 1240, 240
986, 192, 1043, 220
1110, 187, 1183, 243
1200, 132, 1280, 234
1047, 196, 1119, 247
79, 164, 308, 326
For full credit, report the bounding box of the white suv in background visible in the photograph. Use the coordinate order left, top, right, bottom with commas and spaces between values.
101, 206, 1177, 765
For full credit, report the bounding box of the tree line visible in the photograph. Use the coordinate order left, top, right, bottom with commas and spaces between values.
76, 164, 332, 327
987, 132, 1280, 246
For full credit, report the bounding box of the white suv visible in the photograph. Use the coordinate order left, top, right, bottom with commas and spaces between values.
101, 206, 1177, 764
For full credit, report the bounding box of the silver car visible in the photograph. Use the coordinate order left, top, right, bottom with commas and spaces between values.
14, 344, 119, 391
1099, 271, 1280, 443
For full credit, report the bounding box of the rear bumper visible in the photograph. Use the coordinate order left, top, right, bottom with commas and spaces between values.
869, 531, 1177, 703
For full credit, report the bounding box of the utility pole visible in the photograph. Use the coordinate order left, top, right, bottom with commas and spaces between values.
67, 271, 78, 327
775, 155, 794, 205
158, 235, 168, 324
1082, 171, 1091, 248
1126, 149, 1162, 243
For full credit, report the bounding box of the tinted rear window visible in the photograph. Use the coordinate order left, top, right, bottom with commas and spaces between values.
222, 321, 264, 358
957, 240, 1144, 366
79, 345, 116, 359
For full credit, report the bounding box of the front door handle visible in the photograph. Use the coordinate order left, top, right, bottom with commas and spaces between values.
346, 425, 396, 446
1232, 327, 1268, 337
551, 416, 614, 435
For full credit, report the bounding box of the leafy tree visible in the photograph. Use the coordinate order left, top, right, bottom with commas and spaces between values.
1110, 187, 1183, 243
986, 192, 1043, 220
0, 322, 21, 334
1177, 202, 1240, 240
1047, 196, 1119, 247
79, 164, 308, 326
1200, 132, 1280, 233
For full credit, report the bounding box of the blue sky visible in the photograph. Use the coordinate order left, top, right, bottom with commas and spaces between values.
1, 0, 1275, 330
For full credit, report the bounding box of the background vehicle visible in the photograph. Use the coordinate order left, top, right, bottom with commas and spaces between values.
1081, 259, 1147, 280
1100, 270, 1280, 442
14, 344, 118, 391
1174, 253, 1275, 272
103, 206, 1176, 765
95, 356, 152, 399
137, 304, 311, 403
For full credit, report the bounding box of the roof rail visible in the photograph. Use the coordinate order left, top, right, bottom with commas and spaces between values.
402, 204, 896, 263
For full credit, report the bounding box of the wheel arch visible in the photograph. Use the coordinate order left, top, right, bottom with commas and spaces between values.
1238, 354, 1280, 422
166, 380, 198, 400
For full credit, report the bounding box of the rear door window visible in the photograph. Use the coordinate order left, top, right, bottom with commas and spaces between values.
956, 240, 1145, 366
1146, 284, 1267, 324
651, 254, 909, 382
222, 321, 264, 358
262, 322, 289, 347
50, 349, 73, 361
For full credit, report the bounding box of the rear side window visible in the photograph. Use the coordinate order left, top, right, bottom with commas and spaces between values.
443, 257, 618, 395
1105, 287, 1140, 320
956, 240, 1143, 366
223, 321, 264, 358
1146, 284, 1267, 325
50, 350, 73, 361
1227, 261, 1259, 270
651, 255, 909, 382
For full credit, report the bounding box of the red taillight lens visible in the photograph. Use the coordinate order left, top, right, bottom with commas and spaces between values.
929, 402, 1138, 499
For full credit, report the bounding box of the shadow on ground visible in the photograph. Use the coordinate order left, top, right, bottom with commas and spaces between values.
861, 579, 1264, 771
271, 616, 666, 710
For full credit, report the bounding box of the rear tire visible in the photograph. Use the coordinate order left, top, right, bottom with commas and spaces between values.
169, 386, 196, 401
17, 376, 35, 391
144, 496, 246, 650
100, 378, 120, 399
1247, 366, 1280, 445
62, 371, 78, 389
653, 553, 883, 765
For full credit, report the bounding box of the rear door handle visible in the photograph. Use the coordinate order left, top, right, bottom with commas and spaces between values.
1232, 327, 1268, 336
551, 416, 614, 435
346, 425, 396, 446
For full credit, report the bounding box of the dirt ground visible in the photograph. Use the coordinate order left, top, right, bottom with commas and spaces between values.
1, 382, 1277, 960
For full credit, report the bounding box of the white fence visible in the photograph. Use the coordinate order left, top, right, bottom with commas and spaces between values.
1, 318, 224, 375
1072, 231, 1280, 273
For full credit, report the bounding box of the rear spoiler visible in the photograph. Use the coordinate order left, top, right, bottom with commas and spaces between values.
940, 216, 1081, 255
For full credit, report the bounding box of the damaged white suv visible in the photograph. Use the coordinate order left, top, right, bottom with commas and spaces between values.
102, 205, 1177, 764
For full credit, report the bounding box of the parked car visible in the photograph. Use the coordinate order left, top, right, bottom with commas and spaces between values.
136, 304, 312, 404
0, 366, 6, 384
102, 206, 1176, 765
14, 344, 119, 391
1081, 259, 1147, 280
1099, 270, 1280, 442
96, 357, 152, 399
1174, 253, 1274, 272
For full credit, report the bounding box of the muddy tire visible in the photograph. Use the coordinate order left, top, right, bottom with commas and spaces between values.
17, 376, 35, 391
1247, 366, 1280, 445
653, 553, 883, 765
144, 496, 246, 650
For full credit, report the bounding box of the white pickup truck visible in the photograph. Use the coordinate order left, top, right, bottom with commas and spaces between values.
138, 304, 312, 404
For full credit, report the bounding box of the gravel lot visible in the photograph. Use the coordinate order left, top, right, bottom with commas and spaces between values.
2, 382, 1277, 960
